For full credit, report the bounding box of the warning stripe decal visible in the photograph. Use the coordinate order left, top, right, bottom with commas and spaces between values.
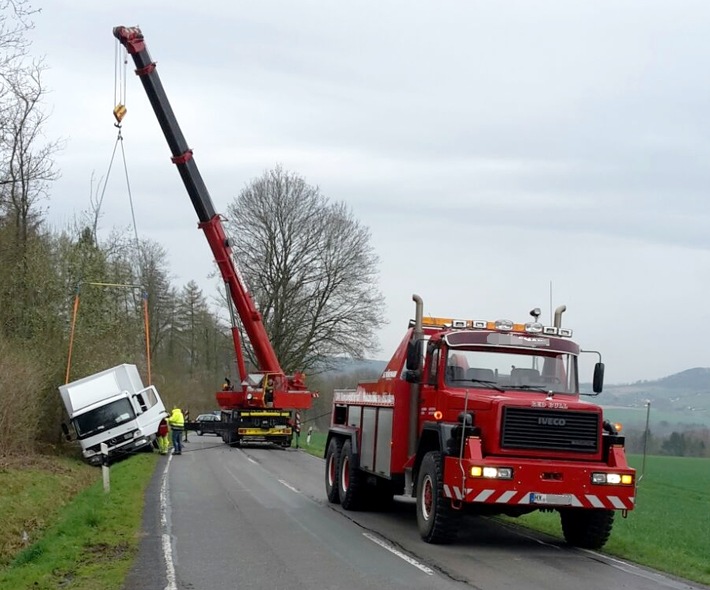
442, 486, 634, 510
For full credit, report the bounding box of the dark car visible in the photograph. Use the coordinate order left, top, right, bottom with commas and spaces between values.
195, 413, 221, 436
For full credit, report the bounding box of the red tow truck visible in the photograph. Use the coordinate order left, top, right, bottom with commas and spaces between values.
326, 295, 635, 547
114, 26, 315, 447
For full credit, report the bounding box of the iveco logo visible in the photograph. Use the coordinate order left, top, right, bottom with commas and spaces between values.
538, 417, 566, 426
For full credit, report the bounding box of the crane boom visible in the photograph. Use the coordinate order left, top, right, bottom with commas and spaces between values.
113, 26, 282, 375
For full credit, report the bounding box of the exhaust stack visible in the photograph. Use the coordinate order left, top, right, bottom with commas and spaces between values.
553, 305, 567, 328
408, 294, 424, 457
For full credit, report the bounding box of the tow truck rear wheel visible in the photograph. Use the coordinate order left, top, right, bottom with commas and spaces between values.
338, 439, 366, 510
325, 437, 343, 504
416, 451, 458, 544
559, 508, 614, 549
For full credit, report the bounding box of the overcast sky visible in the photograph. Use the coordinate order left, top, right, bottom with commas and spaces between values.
32, 1, 710, 384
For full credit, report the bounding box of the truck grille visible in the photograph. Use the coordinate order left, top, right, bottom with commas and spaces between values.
501, 407, 599, 453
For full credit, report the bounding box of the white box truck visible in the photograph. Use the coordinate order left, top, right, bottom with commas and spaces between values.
59, 364, 167, 466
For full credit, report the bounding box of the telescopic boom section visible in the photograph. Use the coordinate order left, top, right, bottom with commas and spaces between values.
113, 26, 282, 375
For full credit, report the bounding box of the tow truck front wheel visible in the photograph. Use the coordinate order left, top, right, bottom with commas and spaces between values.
559, 508, 614, 549
416, 451, 458, 544
325, 438, 343, 504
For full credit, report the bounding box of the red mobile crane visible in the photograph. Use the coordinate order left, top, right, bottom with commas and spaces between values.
325, 296, 635, 548
113, 26, 315, 447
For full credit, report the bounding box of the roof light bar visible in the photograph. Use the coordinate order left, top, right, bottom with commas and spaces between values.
421, 316, 574, 338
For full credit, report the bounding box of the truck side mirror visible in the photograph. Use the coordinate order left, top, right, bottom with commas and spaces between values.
61, 422, 71, 441
593, 362, 605, 393
406, 339, 422, 372
404, 369, 419, 383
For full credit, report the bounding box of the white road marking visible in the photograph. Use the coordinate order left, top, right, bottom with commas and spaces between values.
363, 532, 434, 575
246, 456, 258, 465
160, 456, 177, 590
278, 479, 300, 494
578, 549, 696, 589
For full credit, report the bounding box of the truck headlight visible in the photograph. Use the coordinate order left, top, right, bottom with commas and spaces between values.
471, 466, 513, 479
591, 472, 634, 485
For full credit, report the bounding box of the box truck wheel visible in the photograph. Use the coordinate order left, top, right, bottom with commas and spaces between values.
325, 437, 343, 504
416, 451, 458, 544
560, 508, 614, 549
338, 439, 366, 510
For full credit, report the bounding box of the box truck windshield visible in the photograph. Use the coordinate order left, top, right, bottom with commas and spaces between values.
74, 398, 136, 438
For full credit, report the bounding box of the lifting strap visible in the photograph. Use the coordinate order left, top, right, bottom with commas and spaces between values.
64, 282, 152, 385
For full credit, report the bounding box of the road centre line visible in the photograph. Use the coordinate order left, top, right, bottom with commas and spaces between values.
363, 532, 434, 575
246, 456, 258, 465
278, 479, 301, 494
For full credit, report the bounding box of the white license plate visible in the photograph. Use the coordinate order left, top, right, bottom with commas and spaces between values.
529, 493, 573, 505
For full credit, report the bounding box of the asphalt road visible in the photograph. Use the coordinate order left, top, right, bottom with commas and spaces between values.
123, 436, 707, 590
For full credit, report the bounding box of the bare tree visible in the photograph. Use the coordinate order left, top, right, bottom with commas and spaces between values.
226, 166, 386, 374
0, 60, 61, 243
0, 1, 37, 70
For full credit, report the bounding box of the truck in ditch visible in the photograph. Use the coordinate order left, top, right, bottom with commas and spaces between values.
325, 295, 635, 548
59, 364, 167, 466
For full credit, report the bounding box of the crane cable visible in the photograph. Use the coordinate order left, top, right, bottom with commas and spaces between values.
65, 41, 152, 385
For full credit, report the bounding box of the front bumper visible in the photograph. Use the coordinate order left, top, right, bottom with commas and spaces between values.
442, 455, 636, 511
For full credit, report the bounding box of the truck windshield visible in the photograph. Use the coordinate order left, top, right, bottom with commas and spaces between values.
445, 349, 578, 394
73, 398, 136, 439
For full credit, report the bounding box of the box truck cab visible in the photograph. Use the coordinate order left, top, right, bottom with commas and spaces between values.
59, 364, 167, 466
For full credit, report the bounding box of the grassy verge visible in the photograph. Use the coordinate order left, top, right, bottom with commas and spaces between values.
299, 430, 326, 458
0, 455, 96, 565
0, 453, 158, 590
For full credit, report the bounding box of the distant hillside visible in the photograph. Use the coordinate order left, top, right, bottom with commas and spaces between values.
325, 360, 710, 428
600, 367, 710, 428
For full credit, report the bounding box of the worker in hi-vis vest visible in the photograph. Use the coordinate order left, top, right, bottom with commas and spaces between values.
167, 407, 185, 455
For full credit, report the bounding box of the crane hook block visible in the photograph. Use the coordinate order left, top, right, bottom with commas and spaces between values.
113, 104, 127, 124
